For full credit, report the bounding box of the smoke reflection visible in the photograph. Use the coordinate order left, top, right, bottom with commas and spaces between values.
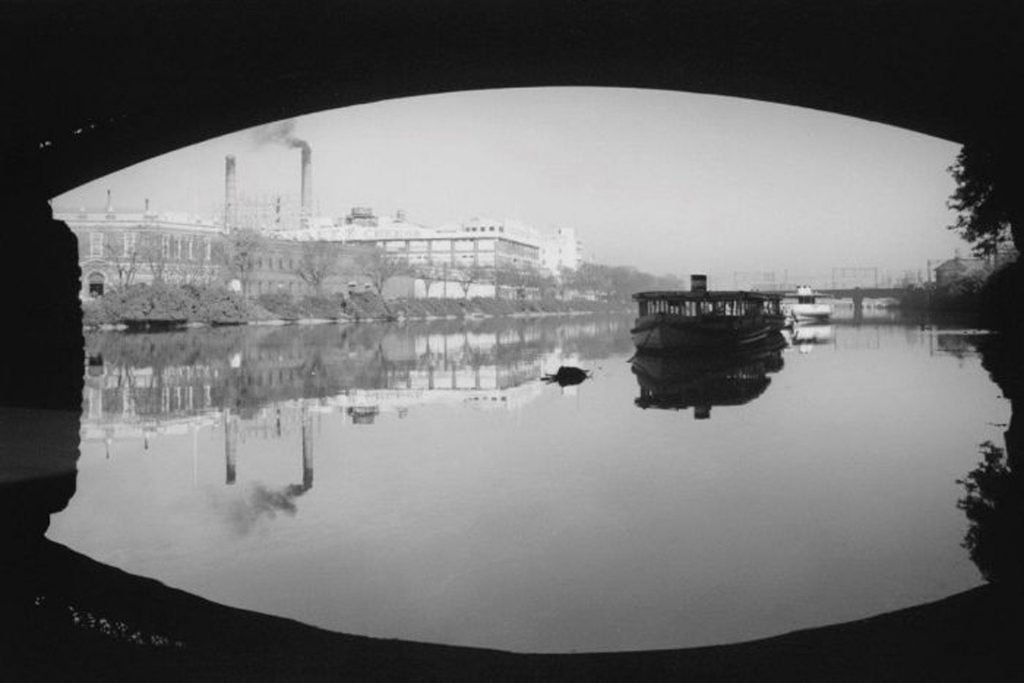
227, 483, 310, 535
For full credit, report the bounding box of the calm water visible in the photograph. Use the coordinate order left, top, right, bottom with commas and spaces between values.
49, 312, 1008, 653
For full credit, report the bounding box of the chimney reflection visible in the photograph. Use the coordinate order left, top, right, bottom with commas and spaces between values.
301, 404, 313, 491
224, 411, 238, 485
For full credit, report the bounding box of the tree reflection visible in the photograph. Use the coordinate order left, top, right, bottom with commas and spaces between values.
959, 318, 1024, 588
957, 441, 1024, 584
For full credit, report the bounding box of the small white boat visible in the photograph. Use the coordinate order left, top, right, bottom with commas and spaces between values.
786, 286, 832, 323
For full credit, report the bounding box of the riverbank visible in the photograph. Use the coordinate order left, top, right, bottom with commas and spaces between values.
82, 284, 630, 331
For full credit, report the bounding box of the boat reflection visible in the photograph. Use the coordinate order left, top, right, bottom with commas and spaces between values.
631, 333, 787, 418
788, 324, 834, 353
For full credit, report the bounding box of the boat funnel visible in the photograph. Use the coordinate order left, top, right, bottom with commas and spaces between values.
691, 274, 707, 293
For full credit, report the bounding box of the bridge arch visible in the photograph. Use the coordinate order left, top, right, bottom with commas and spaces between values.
4, 1, 1021, 413
5, 0, 1022, 201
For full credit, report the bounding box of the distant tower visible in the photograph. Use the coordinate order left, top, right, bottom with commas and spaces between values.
300, 147, 312, 229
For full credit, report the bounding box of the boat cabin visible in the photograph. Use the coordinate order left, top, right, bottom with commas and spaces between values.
633, 290, 784, 319
795, 285, 818, 305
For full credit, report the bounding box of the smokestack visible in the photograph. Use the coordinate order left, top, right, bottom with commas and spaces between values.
691, 274, 708, 293
225, 155, 238, 230
105, 189, 113, 214
300, 146, 312, 229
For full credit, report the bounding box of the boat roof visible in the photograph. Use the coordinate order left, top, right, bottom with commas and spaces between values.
632, 290, 782, 302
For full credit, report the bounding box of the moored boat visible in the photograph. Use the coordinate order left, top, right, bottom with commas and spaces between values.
786, 285, 832, 323
631, 275, 786, 353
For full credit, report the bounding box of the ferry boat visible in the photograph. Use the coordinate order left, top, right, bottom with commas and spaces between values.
631, 275, 786, 353
787, 285, 832, 323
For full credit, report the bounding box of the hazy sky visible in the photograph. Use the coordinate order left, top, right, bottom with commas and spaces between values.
54, 87, 966, 282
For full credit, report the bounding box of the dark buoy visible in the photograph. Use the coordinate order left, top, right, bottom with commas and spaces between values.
541, 366, 590, 387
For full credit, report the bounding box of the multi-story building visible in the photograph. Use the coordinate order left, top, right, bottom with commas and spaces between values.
539, 227, 584, 274
58, 198, 224, 298
58, 198, 369, 299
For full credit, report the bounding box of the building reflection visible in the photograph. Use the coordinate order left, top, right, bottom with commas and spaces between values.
80, 316, 631, 462
631, 333, 787, 419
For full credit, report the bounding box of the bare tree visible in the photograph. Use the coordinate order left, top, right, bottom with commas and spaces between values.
496, 263, 544, 300
170, 257, 218, 288
103, 232, 143, 289
139, 235, 169, 285
293, 241, 340, 296
451, 263, 491, 298
413, 264, 442, 299
357, 247, 411, 313
219, 229, 265, 295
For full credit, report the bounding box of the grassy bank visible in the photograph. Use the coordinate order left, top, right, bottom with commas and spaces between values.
82, 284, 629, 330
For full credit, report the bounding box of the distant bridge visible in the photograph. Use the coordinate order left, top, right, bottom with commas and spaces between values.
755, 286, 907, 302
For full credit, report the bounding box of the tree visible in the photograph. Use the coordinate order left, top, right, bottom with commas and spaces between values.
103, 232, 143, 289
451, 263, 491, 298
138, 235, 169, 285
357, 247, 411, 312
220, 229, 265, 295
947, 144, 1018, 259
413, 263, 443, 299
293, 241, 340, 295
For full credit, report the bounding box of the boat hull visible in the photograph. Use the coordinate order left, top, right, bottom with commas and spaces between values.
789, 303, 832, 322
631, 314, 774, 352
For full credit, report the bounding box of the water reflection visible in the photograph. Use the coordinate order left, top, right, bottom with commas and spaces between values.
631, 333, 786, 418
788, 324, 834, 353
82, 316, 631, 441
40, 313, 1012, 654
958, 333, 1024, 587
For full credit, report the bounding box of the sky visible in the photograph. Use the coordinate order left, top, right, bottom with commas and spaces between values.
53, 87, 967, 284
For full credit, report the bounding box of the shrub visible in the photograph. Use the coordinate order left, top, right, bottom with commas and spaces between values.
188, 286, 257, 324
257, 292, 305, 320
299, 295, 344, 319
104, 284, 193, 323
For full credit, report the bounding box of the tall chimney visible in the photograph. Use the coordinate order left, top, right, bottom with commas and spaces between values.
105, 189, 113, 214
300, 146, 312, 229
224, 155, 238, 230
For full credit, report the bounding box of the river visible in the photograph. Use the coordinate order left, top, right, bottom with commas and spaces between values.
47, 311, 1008, 653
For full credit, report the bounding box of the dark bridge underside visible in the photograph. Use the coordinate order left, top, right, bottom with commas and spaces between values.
2, 0, 1023, 200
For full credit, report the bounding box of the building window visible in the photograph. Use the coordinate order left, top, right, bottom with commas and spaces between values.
188, 238, 194, 260
90, 232, 104, 258
122, 232, 136, 257
87, 272, 105, 297
205, 238, 211, 261
162, 235, 170, 259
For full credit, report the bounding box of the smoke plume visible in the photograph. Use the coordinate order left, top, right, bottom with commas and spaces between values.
253, 119, 310, 152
